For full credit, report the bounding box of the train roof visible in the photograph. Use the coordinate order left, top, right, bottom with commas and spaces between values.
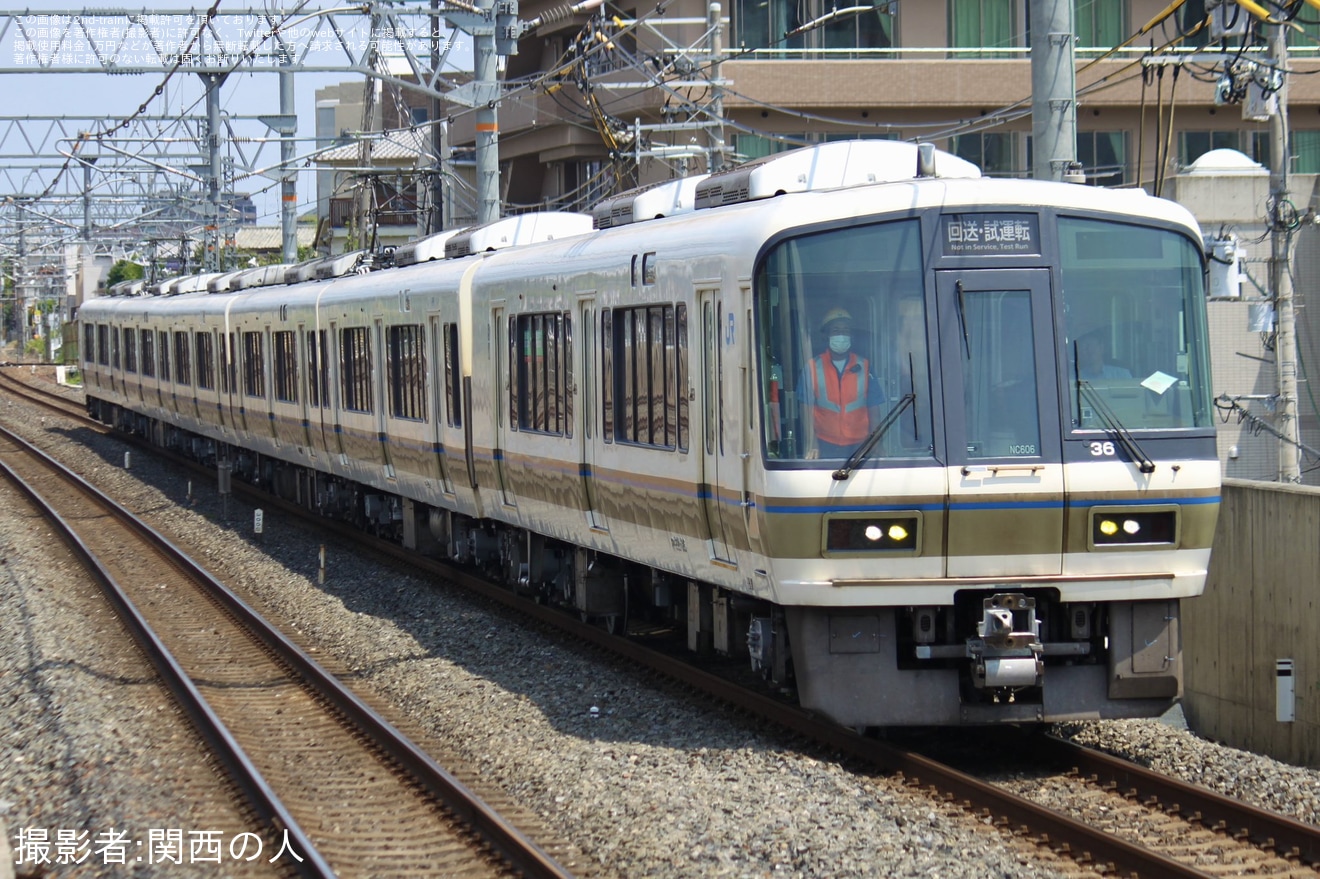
84, 143, 1202, 312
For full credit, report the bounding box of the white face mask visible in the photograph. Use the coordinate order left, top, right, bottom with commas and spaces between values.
829, 334, 851, 355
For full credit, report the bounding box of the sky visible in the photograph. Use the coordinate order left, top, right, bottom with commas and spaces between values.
1, 2, 472, 226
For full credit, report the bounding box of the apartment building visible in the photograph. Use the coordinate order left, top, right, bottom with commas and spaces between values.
468, 0, 1320, 211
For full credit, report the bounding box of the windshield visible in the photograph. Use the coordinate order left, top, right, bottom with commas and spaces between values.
755, 218, 932, 462
1058, 217, 1212, 431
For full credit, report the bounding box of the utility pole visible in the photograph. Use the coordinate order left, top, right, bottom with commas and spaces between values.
1029, 0, 1077, 181
446, 0, 604, 224
202, 72, 227, 272
707, 1, 727, 173
1269, 24, 1301, 482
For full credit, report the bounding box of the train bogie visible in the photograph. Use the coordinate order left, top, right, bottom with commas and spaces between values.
78, 141, 1221, 727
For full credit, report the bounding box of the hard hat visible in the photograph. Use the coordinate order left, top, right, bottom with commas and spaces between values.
820, 307, 852, 330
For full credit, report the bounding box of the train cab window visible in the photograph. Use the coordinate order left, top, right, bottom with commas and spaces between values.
306, 330, 329, 408
96, 325, 109, 366
754, 218, 932, 463
443, 323, 462, 427
123, 329, 137, 374
83, 324, 95, 365
512, 312, 570, 436
195, 332, 214, 390
158, 331, 170, 382
242, 331, 265, 398
173, 331, 191, 386
1058, 218, 1213, 431
140, 330, 155, 379
387, 324, 425, 420
273, 331, 297, 403
340, 326, 373, 413
604, 304, 683, 449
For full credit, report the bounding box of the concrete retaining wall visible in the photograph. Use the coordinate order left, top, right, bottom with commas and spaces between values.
1183, 478, 1320, 767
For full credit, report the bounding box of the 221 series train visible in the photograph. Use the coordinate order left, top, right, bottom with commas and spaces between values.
79, 140, 1220, 727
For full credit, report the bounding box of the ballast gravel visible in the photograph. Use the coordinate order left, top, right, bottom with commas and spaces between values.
1, 379, 1317, 878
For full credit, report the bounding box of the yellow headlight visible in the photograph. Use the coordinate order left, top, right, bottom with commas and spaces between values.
1099, 519, 1118, 536
888, 524, 909, 542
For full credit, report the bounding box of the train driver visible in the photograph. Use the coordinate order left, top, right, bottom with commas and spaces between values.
1075, 330, 1132, 382
801, 307, 885, 459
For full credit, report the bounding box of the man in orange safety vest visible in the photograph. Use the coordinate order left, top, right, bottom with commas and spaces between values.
802, 307, 884, 459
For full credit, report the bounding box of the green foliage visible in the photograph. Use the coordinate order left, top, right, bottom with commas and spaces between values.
106, 260, 145, 287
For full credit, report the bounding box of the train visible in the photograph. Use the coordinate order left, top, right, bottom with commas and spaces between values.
78, 140, 1220, 727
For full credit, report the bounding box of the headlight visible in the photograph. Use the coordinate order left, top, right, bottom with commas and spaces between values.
1091, 509, 1176, 546
826, 515, 919, 553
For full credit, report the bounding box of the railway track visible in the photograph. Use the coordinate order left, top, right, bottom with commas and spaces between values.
0, 404, 578, 879
6, 366, 1319, 878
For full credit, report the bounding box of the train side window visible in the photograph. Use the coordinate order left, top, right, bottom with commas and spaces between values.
443, 323, 462, 427
242, 331, 264, 398
513, 312, 571, 437
96, 325, 109, 366
83, 324, 95, 365
195, 332, 214, 390
581, 308, 593, 439
601, 310, 614, 441
605, 303, 682, 449
307, 330, 329, 408
339, 326, 373, 412
140, 330, 155, 379
123, 329, 137, 374
564, 314, 573, 436
111, 328, 121, 370
676, 304, 688, 452
158, 331, 170, 383
173, 331, 191, 386
387, 324, 426, 420
631, 255, 639, 287
642, 252, 657, 285
273, 330, 297, 403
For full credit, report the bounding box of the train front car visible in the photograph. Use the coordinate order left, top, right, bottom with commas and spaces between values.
750, 178, 1218, 727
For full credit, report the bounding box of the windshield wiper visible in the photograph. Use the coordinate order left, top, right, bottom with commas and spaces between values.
1077, 381, 1156, 474
833, 393, 915, 481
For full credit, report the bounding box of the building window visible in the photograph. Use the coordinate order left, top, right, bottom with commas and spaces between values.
340, 326, 373, 413
1077, 130, 1128, 185
140, 330, 155, 378
604, 304, 687, 450
307, 330, 330, 408
512, 312, 571, 436
173, 331, 191, 386
1291, 130, 1320, 173
195, 332, 214, 390
387, 324, 426, 420
951, 132, 1022, 177
1074, 0, 1125, 53
273, 331, 297, 403
1176, 130, 1263, 169
735, 0, 893, 53
949, 0, 1015, 57
242, 331, 264, 398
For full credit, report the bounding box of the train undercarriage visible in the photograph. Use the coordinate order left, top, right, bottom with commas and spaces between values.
92, 400, 1183, 728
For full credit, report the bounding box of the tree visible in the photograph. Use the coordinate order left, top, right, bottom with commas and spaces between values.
105, 260, 144, 287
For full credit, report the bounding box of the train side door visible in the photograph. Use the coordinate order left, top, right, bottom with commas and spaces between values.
428, 313, 455, 495
492, 303, 516, 508
935, 269, 1064, 577
699, 290, 734, 564
578, 295, 606, 531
